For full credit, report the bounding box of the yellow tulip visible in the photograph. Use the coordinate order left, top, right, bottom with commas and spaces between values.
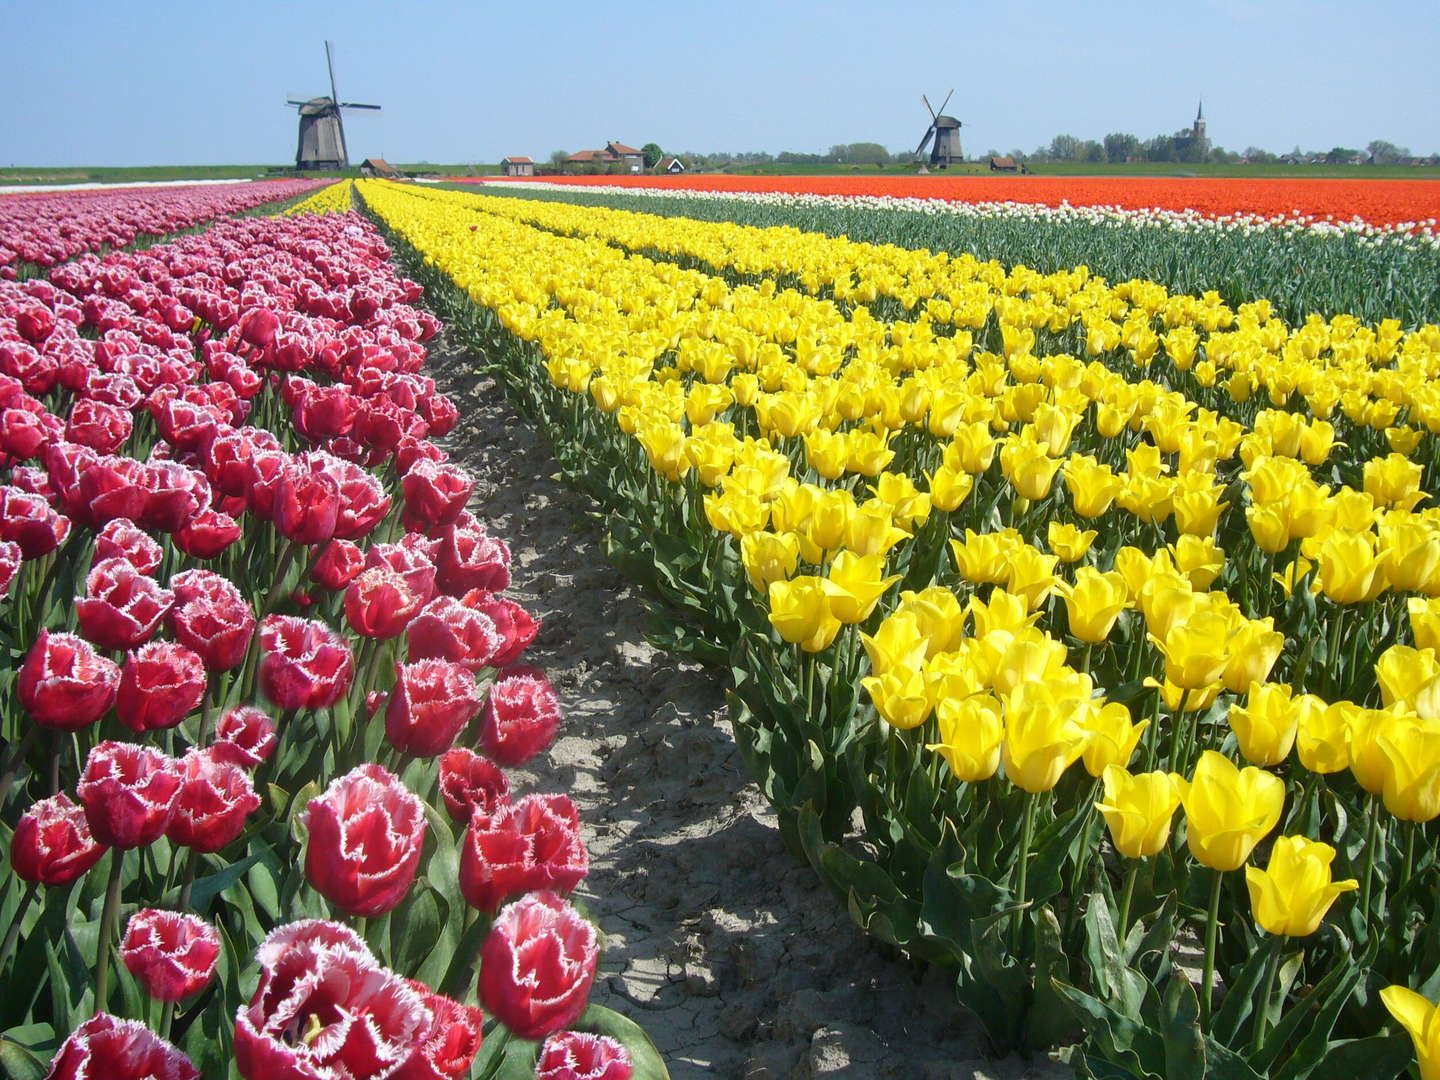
1350, 707, 1404, 795
767, 576, 842, 653
893, 586, 966, 656
825, 550, 899, 624
1246, 504, 1292, 555
1220, 618, 1285, 694
1003, 684, 1091, 793
1295, 698, 1352, 774
1315, 531, 1388, 604
740, 531, 800, 591
1175, 750, 1285, 871
844, 504, 910, 558
1382, 518, 1440, 595
1364, 453, 1424, 511
926, 466, 974, 512
947, 422, 996, 474
859, 612, 931, 677
862, 666, 933, 730
1047, 522, 1097, 563
803, 429, 851, 480
951, 530, 1012, 585
1171, 535, 1225, 591
1244, 836, 1358, 937
967, 587, 1033, 638
1151, 610, 1233, 690
1095, 767, 1182, 858
1376, 645, 1440, 710
1003, 439, 1063, 501
1057, 568, 1128, 644
1081, 702, 1149, 777
1410, 597, 1440, 652
1173, 488, 1228, 537
1381, 985, 1440, 1080
1006, 546, 1060, 612
928, 693, 1004, 782
1228, 682, 1298, 766
1145, 675, 1222, 713
1376, 721, 1440, 822
1064, 455, 1124, 518
986, 631, 1071, 697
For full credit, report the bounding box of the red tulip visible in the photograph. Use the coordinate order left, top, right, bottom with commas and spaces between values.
301, 764, 426, 917
401, 459, 473, 531
77, 741, 182, 849
479, 891, 599, 1040
11, 793, 108, 886
67, 397, 133, 453
437, 748, 511, 824
138, 461, 211, 533
258, 615, 353, 711
18, 629, 121, 730
116, 641, 206, 733
0, 540, 20, 599
537, 1032, 634, 1080
0, 484, 70, 559
366, 539, 437, 603
481, 667, 561, 767
238, 307, 280, 350
406, 595, 503, 671
121, 909, 221, 1002
460, 794, 588, 914
235, 920, 431, 1080
172, 507, 241, 559
75, 557, 174, 651
293, 383, 358, 441
0, 405, 53, 460
465, 590, 540, 668
331, 464, 391, 541
385, 659, 485, 757
311, 538, 365, 591
435, 520, 511, 596
210, 706, 278, 770
95, 518, 163, 574
45, 1013, 198, 1080
392, 981, 484, 1080
167, 748, 261, 852
346, 568, 424, 639
271, 461, 340, 545
170, 574, 255, 672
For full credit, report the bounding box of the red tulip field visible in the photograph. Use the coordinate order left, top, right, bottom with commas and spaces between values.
5, 173, 1440, 1079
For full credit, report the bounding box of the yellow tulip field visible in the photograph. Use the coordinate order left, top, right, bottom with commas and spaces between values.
355, 177, 1440, 1078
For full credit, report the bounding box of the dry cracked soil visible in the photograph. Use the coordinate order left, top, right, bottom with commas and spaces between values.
430, 337, 1072, 1080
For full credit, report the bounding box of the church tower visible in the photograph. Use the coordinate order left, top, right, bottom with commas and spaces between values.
1194, 101, 1207, 143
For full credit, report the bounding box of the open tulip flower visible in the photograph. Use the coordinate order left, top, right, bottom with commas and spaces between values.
258, 615, 354, 712
301, 764, 426, 917
481, 666, 562, 766
75, 557, 175, 652
1244, 836, 1358, 937
438, 747, 512, 823
537, 1031, 634, 1080
77, 741, 182, 850
45, 1013, 198, 1080
1176, 750, 1285, 871
18, 629, 121, 731
166, 748, 261, 853
120, 909, 221, 1002
1382, 985, 1440, 1080
11, 793, 108, 886
460, 793, 589, 913
385, 658, 486, 757
480, 891, 599, 1041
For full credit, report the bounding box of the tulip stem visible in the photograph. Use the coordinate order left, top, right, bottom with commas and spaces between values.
260, 539, 302, 617
1117, 860, 1140, 938
94, 848, 126, 1011
1011, 791, 1037, 951
160, 999, 176, 1041
1199, 867, 1224, 1028
1358, 797, 1380, 940
177, 848, 201, 910
0, 881, 38, 972
1250, 936, 1282, 1054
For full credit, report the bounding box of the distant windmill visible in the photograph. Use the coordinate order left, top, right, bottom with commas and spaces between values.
287, 41, 381, 170
913, 91, 964, 168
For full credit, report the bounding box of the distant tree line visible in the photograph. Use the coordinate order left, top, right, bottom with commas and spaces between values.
1023, 134, 1433, 167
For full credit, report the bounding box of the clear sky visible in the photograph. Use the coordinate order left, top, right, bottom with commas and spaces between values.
4, 0, 1437, 166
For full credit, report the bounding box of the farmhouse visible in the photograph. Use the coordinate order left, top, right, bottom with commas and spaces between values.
656, 157, 686, 174
988, 156, 1018, 172
501, 156, 535, 177
358, 158, 400, 178
567, 141, 645, 173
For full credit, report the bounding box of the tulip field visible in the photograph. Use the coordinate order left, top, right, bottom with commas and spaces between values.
4, 170, 1440, 1080
351, 174, 1440, 1079
0, 182, 665, 1079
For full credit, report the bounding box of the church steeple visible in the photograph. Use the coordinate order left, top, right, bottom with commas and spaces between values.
1196, 99, 1204, 123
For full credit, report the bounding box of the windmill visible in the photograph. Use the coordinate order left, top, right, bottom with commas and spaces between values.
913, 91, 963, 168
287, 41, 381, 170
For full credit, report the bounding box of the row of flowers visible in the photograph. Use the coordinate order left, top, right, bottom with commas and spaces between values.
0, 179, 329, 277
0, 185, 663, 1079
357, 177, 1440, 1078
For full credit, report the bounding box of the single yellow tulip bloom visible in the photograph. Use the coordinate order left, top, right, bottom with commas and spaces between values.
928, 694, 1004, 782
1244, 835, 1358, 937
1381, 985, 1440, 1080
1175, 750, 1285, 871
1096, 766, 1182, 858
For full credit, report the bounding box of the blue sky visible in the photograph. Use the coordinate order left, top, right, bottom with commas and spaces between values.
4, 0, 1436, 166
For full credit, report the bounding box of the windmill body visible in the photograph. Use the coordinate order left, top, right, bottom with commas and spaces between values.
288, 42, 380, 170
914, 91, 964, 168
